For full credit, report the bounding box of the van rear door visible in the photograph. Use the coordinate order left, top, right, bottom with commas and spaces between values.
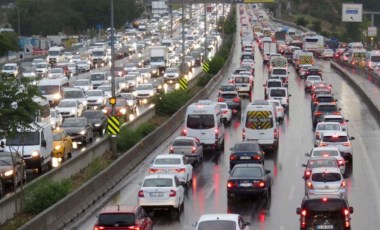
185, 114, 216, 146
244, 110, 275, 144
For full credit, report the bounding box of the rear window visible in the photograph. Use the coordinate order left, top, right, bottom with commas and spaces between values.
309, 159, 338, 168
312, 149, 339, 157
220, 85, 235, 91
312, 172, 341, 182
324, 118, 344, 123
246, 110, 274, 129
231, 167, 262, 177
98, 213, 135, 227
304, 199, 347, 212
235, 77, 250, 83
154, 158, 181, 165
143, 178, 173, 187
322, 136, 348, 142
272, 69, 286, 75
221, 93, 237, 99
267, 82, 282, 88
317, 105, 338, 112
197, 220, 236, 230
187, 114, 215, 129
173, 139, 194, 146
316, 124, 341, 131
317, 97, 334, 103
233, 143, 260, 152
270, 89, 286, 97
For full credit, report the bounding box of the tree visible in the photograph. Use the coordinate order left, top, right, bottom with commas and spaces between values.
0, 32, 18, 58
311, 20, 322, 33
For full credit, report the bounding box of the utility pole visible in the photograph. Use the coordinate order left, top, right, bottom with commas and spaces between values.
204, 3, 207, 61
110, 0, 117, 155
170, 5, 173, 38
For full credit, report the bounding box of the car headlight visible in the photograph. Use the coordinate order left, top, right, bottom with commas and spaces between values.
102, 109, 107, 113
120, 108, 127, 114
31, 151, 40, 157
127, 101, 133, 106
55, 145, 61, 150
133, 91, 137, 96
82, 101, 87, 106
157, 85, 162, 89
152, 70, 157, 73
4, 169, 14, 177
71, 109, 76, 114
79, 130, 86, 135
149, 92, 154, 96
94, 123, 101, 127
53, 93, 61, 99
175, 74, 179, 77
97, 98, 103, 103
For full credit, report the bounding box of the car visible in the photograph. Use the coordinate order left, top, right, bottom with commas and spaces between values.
0, 151, 26, 190
302, 157, 341, 180
305, 167, 347, 199
319, 131, 355, 163
311, 94, 337, 111
149, 154, 193, 185
217, 91, 241, 113
299, 64, 313, 78
119, 93, 138, 113
56, 99, 84, 118
21, 67, 37, 78
72, 79, 93, 91
305, 146, 346, 175
267, 99, 284, 121
62, 88, 87, 106
163, 67, 180, 83
263, 79, 283, 99
218, 102, 232, 124
114, 77, 129, 92
77, 60, 91, 72
296, 194, 353, 230
218, 84, 237, 95
48, 68, 66, 78
102, 98, 129, 119
85, 90, 106, 109
50, 108, 63, 129
321, 49, 334, 59
61, 117, 94, 145
133, 83, 156, 101
227, 163, 271, 201
310, 82, 332, 95
321, 115, 349, 132
93, 205, 153, 230
267, 87, 291, 109
35, 62, 49, 77
305, 75, 322, 91
304, 67, 322, 78
314, 122, 344, 146
138, 174, 185, 216
169, 136, 203, 164
125, 73, 140, 89
1, 63, 18, 78
138, 68, 151, 80
113, 66, 126, 77
229, 142, 264, 169
52, 129, 72, 161
194, 214, 251, 230
312, 103, 341, 127
81, 110, 107, 136
66, 62, 78, 76
98, 84, 119, 98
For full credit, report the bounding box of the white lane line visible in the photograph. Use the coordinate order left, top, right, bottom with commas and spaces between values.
288, 185, 296, 200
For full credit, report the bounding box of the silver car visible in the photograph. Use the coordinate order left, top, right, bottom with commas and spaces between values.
306, 146, 346, 175
169, 136, 203, 164
319, 131, 355, 163
305, 167, 346, 199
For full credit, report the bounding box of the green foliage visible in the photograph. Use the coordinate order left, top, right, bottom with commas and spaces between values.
296, 17, 309, 27
117, 123, 157, 151
311, 20, 322, 33
24, 178, 72, 214
197, 74, 213, 87
0, 32, 18, 57
208, 56, 225, 74
9, 0, 143, 36
153, 90, 192, 116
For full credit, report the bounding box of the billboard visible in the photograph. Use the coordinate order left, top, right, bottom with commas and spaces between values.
342, 3, 363, 22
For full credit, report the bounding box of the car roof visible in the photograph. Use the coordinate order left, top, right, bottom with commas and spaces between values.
156, 154, 183, 159
173, 136, 197, 141
311, 167, 341, 174
100, 205, 137, 214
233, 163, 263, 168
144, 173, 176, 179
198, 214, 239, 222
312, 146, 340, 152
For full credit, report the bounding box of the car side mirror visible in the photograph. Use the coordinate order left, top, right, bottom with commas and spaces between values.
42, 140, 47, 148
296, 208, 301, 215
345, 119, 349, 122
301, 163, 307, 167
288, 94, 292, 97
349, 207, 354, 214
350, 137, 355, 140
339, 108, 342, 111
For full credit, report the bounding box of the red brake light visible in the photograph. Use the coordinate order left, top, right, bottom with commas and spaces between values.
138, 190, 144, 197
344, 209, 350, 216
322, 197, 328, 202
254, 181, 265, 188
320, 142, 328, 146
230, 154, 237, 161
338, 159, 345, 166
301, 209, 307, 216
223, 110, 228, 114
149, 168, 158, 173
127, 226, 141, 230
169, 146, 174, 153
227, 181, 237, 188
340, 180, 346, 188
242, 128, 246, 140
305, 170, 311, 178
218, 97, 225, 102
252, 155, 261, 160
333, 111, 341, 115
233, 97, 240, 103
192, 146, 196, 153
175, 168, 186, 173
182, 128, 187, 136
314, 112, 322, 116
169, 189, 176, 197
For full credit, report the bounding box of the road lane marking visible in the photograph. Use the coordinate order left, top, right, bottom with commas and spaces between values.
288, 185, 296, 200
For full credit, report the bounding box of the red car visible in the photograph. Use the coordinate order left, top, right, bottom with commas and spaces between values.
94, 205, 153, 230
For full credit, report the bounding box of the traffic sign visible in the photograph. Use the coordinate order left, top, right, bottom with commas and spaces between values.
179, 77, 188, 90
107, 116, 120, 135
368, 27, 377, 37
203, 61, 210, 73
342, 3, 363, 22
108, 97, 117, 105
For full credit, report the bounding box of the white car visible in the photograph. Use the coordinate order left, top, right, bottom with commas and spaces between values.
120, 93, 137, 113
35, 63, 49, 76
319, 131, 355, 163
305, 75, 322, 91
241, 58, 255, 68
50, 108, 63, 129
138, 174, 185, 215
321, 49, 334, 59
306, 146, 346, 175
314, 122, 344, 146
86, 90, 106, 108
56, 99, 83, 118
48, 68, 65, 78
133, 83, 156, 100
195, 214, 251, 230
299, 64, 313, 77
1, 63, 18, 78
149, 154, 193, 185
218, 102, 232, 124
77, 60, 91, 72
267, 99, 284, 121
321, 115, 349, 132
138, 68, 151, 80
164, 68, 180, 83
72, 79, 93, 91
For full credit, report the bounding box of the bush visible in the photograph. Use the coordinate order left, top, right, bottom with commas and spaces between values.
24, 178, 72, 214
296, 17, 309, 27
117, 123, 157, 151
197, 73, 213, 87
311, 20, 322, 33
208, 55, 226, 74
153, 90, 192, 116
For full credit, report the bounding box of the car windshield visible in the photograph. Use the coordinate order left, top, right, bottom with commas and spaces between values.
322, 136, 348, 142
53, 133, 63, 141
233, 143, 260, 152
0, 156, 12, 166
63, 119, 85, 127
6, 132, 40, 146
58, 101, 76, 108
98, 86, 112, 92
318, 105, 338, 112
154, 158, 181, 165
272, 69, 286, 75
187, 114, 214, 129
143, 178, 173, 187
235, 77, 250, 83
137, 85, 153, 90
317, 97, 334, 102
197, 220, 236, 230
312, 172, 341, 182
166, 69, 178, 73
126, 76, 135, 80
78, 61, 88, 65
173, 139, 194, 146
90, 74, 105, 81
270, 89, 286, 97
64, 90, 84, 98
309, 159, 338, 168
83, 111, 103, 119
36, 63, 48, 68
86, 91, 103, 97
220, 85, 235, 91
317, 124, 341, 131
39, 85, 59, 95
121, 94, 133, 100
98, 213, 135, 227
231, 167, 262, 177
312, 150, 339, 157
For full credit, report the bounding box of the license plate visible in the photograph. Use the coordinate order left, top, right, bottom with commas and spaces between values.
239, 183, 252, 187
317, 225, 333, 229
240, 156, 251, 160
150, 192, 164, 197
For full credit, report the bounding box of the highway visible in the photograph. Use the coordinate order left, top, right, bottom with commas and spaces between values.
63, 6, 380, 230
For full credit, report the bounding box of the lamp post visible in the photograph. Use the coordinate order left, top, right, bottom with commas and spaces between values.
16, 7, 20, 37
110, 0, 117, 155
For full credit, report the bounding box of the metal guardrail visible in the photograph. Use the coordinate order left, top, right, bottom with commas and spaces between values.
18, 32, 236, 230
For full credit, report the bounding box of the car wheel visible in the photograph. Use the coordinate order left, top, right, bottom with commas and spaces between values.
0, 181, 4, 199
90, 132, 94, 143
37, 159, 44, 175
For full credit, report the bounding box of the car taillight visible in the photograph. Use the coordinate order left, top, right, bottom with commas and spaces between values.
304, 170, 311, 179
218, 97, 225, 102
227, 181, 237, 188
94, 225, 105, 230
254, 181, 265, 188
149, 168, 158, 173
230, 154, 237, 160
343, 142, 351, 147
314, 112, 322, 116
252, 155, 261, 160
340, 180, 346, 188
169, 146, 174, 153
319, 142, 328, 147
274, 128, 277, 139
169, 189, 176, 197
242, 128, 246, 140
338, 159, 345, 166
138, 190, 144, 197
127, 226, 141, 230
175, 168, 186, 173
215, 128, 219, 140
233, 97, 240, 103
333, 111, 341, 115
301, 209, 307, 216
192, 146, 196, 154
223, 110, 228, 114
182, 128, 187, 136
306, 180, 313, 189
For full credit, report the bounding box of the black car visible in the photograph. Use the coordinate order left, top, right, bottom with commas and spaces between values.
312, 103, 341, 127
227, 164, 271, 201
296, 194, 353, 230
81, 110, 107, 136
311, 95, 337, 112
62, 117, 94, 144
229, 142, 264, 169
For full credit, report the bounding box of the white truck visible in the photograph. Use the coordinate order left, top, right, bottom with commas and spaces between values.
148, 46, 169, 74
47, 46, 65, 65
91, 48, 109, 67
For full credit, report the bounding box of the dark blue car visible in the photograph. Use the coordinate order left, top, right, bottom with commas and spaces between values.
229, 142, 264, 169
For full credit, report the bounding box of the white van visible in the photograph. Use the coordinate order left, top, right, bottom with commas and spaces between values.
268, 87, 291, 109
242, 100, 279, 152
47, 46, 65, 64
183, 100, 225, 152
5, 122, 53, 173
366, 50, 380, 70
38, 77, 69, 105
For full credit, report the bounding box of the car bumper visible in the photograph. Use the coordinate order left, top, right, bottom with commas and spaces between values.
230, 159, 263, 169
307, 188, 347, 198
24, 156, 42, 169
227, 188, 267, 197
138, 198, 179, 209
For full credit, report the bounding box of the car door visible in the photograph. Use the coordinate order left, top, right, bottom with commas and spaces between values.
183, 156, 192, 180
174, 176, 184, 204
63, 131, 72, 154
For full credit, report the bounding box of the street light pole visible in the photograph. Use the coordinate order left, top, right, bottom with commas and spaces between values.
110, 0, 117, 155
17, 8, 20, 37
